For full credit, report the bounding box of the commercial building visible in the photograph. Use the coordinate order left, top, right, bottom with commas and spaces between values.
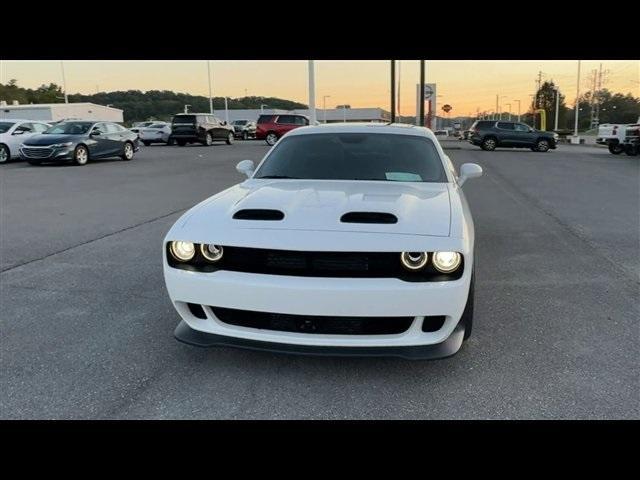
0, 102, 124, 122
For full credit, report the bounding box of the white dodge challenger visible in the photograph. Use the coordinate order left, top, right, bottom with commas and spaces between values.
163, 123, 483, 359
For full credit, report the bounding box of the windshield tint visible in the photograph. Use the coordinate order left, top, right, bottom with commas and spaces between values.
0, 122, 16, 133
44, 122, 93, 135
254, 133, 447, 182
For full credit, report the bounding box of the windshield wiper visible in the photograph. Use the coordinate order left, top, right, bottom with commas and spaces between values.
257, 175, 301, 179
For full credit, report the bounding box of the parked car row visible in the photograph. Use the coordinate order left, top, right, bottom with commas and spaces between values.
0, 119, 139, 166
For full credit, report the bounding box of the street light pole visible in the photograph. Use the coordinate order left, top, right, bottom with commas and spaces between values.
60, 61, 69, 104
554, 87, 560, 131
514, 99, 521, 122
207, 61, 213, 114
506, 103, 511, 122
323, 95, 331, 123
574, 60, 581, 138
391, 60, 396, 123
308, 61, 317, 124
224, 97, 229, 123
419, 60, 425, 126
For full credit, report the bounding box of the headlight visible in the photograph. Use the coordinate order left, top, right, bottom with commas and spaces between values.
553, 133, 559, 140
169, 241, 195, 262
400, 251, 428, 271
51, 142, 73, 148
200, 244, 223, 262
432, 251, 461, 273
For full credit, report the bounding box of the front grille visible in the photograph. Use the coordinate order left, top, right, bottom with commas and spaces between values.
167, 245, 464, 282
211, 306, 413, 335
21, 147, 52, 158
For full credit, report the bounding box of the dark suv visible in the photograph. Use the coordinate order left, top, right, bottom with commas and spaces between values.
468, 120, 558, 152
169, 114, 235, 146
255, 113, 309, 146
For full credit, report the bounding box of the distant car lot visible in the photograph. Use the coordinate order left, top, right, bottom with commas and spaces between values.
0, 140, 638, 419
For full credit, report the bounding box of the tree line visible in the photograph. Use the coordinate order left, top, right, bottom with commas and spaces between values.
0, 80, 308, 124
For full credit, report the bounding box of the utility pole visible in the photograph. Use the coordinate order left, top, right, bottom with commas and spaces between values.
496, 94, 499, 121
397, 60, 401, 120
535, 71, 544, 108
224, 97, 229, 123
308, 60, 317, 124
593, 63, 608, 128
391, 60, 396, 123
207, 61, 213, 114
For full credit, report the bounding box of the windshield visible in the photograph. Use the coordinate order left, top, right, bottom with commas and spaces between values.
254, 133, 447, 183
0, 122, 16, 133
233, 120, 248, 125
43, 122, 93, 135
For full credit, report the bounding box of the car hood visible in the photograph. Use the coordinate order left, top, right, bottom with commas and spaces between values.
178, 179, 452, 237
23, 134, 83, 145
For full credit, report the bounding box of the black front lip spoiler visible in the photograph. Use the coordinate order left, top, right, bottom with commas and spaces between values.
174, 320, 465, 360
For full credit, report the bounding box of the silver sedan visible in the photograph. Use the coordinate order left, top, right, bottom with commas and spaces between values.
139, 122, 173, 146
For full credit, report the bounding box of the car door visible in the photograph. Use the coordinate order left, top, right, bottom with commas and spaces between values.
495, 122, 517, 146
210, 116, 224, 139
275, 115, 296, 136
88, 123, 111, 157
513, 123, 536, 146
8, 123, 35, 153
105, 123, 128, 155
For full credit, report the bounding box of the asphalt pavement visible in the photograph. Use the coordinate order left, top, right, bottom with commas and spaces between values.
1, 138, 638, 419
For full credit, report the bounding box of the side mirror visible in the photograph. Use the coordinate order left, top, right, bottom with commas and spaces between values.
91, 130, 101, 136
458, 163, 483, 187
236, 159, 255, 178
13, 130, 25, 135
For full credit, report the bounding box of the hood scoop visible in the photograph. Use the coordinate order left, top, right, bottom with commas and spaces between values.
233, 209, 285, 221
340, 212, 398, 224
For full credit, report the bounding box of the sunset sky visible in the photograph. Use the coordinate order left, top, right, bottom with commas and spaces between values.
1, 60, 638, 117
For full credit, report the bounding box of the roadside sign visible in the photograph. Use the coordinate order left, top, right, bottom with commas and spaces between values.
423, 85, 434, 100
442, 104, 452, 113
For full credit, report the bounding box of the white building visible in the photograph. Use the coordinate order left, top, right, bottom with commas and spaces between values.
214, 107, 390, 124
0, 102, 124, 122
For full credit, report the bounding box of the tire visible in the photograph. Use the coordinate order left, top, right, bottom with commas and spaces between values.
624, 144, 638, 156
226, 132, 234, 145
242, 131, 248, 140
461, 269, 475, 341
73, 145, 89, 166
0, 144, 9, 163
143, 141, 151, 147
167, 138, 175, 146
265, 132, 278, 146
480, 137, 496, 151
121, 142, 134, 161
177, 140, 186, 146
608, 143, 624, 154
204, 132, 213, 146
534, 139, 550, 152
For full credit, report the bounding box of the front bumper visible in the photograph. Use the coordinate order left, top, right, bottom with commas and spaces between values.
164, 259, 472, 354
174, 319, 466, 360
19, 146, 74, 161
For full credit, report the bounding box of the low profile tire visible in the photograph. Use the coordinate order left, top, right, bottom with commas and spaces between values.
121, 142, 134, 161
143, 141, 151, 147
0, 144, 9, 163
535, 139, 550, 152
265, 132, 278, 146
242, 131, 248, 140
480, 137, 496, 151
73, 145, 89, 166
177, 140, 186, 146
204, 133, 213, 146
461, 269, 475, 341
608, 143, 624, 154
226, 132, 234, 145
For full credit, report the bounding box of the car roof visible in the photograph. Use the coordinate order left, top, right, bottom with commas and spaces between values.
0, 119, 50, 123
285, 122, 437, 139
